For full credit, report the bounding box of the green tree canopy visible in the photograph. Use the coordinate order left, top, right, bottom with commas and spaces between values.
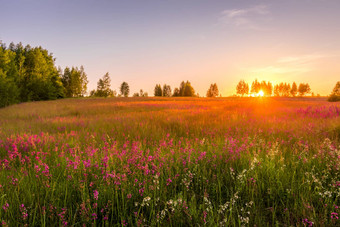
94, 72, 114, 97
61, 66, 88, 98
0, 42, 66, 107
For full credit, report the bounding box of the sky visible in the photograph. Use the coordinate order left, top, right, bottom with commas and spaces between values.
1, 0, 340, 96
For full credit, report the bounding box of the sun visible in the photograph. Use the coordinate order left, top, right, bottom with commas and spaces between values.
258, 90, 264, 97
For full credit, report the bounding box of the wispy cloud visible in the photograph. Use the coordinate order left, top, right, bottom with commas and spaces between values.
249, 53, 334, 75
277, 54, 326, 64
250, 65, 310, 74
219, 5, 270, 30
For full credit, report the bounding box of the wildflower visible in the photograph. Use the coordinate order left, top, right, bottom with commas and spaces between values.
331, 212, 339, 219
141, 196, 151, 207
302, 218, 314, 226
166, 178, 172, 186
93, 190, 99, 200
20, 204, 28, 220
2, 202, 9, 211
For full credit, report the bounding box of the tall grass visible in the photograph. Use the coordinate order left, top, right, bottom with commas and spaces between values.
0, 97, 339, 226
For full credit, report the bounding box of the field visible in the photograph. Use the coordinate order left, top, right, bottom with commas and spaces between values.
0, 97, 339, 226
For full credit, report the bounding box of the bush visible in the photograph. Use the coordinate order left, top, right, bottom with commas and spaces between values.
328, 94, 340, 102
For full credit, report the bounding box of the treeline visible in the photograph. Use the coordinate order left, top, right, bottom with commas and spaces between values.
89, 73, 147, 98
154, 81, 197, 97
0, 42, 88, 107
1, 42, 339, 107
153, 81, 220, 97
236, 79, 313, 97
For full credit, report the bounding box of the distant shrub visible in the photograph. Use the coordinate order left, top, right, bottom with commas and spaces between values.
328, 81, 340, 102
328, 94, 340, 102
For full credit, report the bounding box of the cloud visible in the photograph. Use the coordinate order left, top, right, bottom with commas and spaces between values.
249, 53, 334, 75
219, 5, 269, 30
277, 54, 326, 64
250, 66, 310, 74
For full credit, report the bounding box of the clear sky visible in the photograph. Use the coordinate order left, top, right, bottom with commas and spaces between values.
1, 0, 339, 96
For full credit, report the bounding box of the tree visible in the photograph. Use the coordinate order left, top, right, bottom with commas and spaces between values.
236, 80, 249, 96
206, 83, 219, 97
274, 84, 280, 97
0, 69, 19, 107
290, 82, 298, 97
133, 89, 147, 97
89, 89, 96, 97
183, 81, 195, 97
173, 88, 180, 97
95, 72, 114, 97
282, 83, 291, 97
120, 82, 129, 97
0, 46, 19, 107
274, 82, 292, 97
172, 81, 196, 97
61, 66, 88, 98
154, 84, 162, 96
260, 81, 273, 96
139, 89, 148, 97
0, 42, 66, 107
163, 84, 172, 97
298, 83, 311, 96
251, 79, 261, 94
179, 81, 186, 96
328, 81, 340, 102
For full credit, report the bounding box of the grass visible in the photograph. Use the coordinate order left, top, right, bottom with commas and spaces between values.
0, 97, 339, 226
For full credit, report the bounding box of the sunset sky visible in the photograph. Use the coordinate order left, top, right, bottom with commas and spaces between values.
1, 0, 339, 96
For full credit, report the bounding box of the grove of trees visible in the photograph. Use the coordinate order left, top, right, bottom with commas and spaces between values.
236, 79, 313, 97
154, 84, 163, 97
0, 42, 65, 107
172, 81, 196, 97
0, 42, 89, 107
89, 72, 116, 97
154, 84, 173, 97
154, 81, 196, 97
61, 66, 88, 98
132, 89, 148, 97
206, 83, 219, 97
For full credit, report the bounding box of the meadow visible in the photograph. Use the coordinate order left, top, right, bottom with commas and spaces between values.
0, 97, 339, 226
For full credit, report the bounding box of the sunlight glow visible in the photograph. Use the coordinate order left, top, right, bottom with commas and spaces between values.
258, 90, 264, 97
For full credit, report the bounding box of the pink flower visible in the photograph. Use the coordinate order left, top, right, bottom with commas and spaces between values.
93, 190, 99, 200
166, 178, 172, 186
331, 212, 339, 219
2, 203, 9, 211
